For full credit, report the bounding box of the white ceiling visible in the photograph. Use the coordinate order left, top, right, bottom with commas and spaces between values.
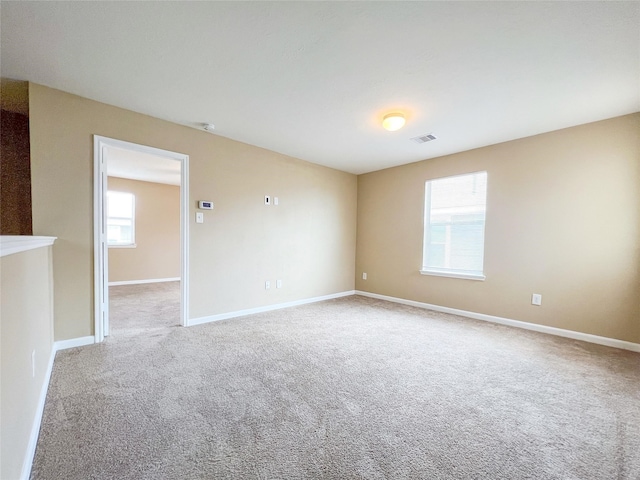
2, 2, 639, 174
106, 146, 181, 186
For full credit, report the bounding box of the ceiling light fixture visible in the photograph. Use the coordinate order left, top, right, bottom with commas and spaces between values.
203, 123, 215, 132
382, 113, 405, 131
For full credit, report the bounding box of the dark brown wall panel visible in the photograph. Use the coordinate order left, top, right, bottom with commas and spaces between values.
1, 110, 33, 234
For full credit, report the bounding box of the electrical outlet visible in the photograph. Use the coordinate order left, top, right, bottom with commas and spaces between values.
274, 197, 279, 206
532, 294, 542, 306
362, 272, 367, 280
265, 280, 271, 290
276, 279, 282, 288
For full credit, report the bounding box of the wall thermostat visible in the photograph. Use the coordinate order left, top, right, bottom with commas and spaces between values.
198, 201, 214, 210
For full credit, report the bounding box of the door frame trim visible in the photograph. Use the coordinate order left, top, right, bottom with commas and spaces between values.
93, 135, 189, 342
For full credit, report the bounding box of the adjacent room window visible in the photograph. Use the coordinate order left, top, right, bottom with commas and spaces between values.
107, 191, 135, 247
422, 171, 487, 280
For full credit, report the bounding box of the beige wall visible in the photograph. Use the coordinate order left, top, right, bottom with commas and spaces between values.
27, 81, 638, 344
356, 114, 640, 344
0, 246, 55, 480
29, 83, 357, 340
107, 177, 180, 283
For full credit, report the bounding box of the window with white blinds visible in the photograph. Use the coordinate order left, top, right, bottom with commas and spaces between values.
422, 171, 487, 280
107, 191, 136, 247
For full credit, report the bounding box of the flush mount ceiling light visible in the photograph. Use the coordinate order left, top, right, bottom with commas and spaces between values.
382, 113, 406, 131
203, 123, 215, 132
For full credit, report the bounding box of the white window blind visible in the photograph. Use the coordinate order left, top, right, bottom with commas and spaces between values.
422, 171, 487, 280
107, 191, 135, 247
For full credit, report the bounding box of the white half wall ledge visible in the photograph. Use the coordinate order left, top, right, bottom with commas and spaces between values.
0, 236, 57, 257
108, 277, 180, 286
188, 291, 356, 327
355, 290, 640, 353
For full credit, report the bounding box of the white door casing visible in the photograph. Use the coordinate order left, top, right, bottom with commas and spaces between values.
93, 136, 189, 342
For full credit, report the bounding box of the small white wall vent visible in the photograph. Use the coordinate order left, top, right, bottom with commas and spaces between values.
411, 133, 437, 144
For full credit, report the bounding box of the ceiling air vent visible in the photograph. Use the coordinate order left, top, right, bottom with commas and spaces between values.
411, 133, 437, 144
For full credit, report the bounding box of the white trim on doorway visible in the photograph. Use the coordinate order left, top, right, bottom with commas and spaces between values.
93, 136, 190, 343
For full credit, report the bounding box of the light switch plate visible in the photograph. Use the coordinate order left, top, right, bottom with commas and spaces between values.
196, 212, 204, 223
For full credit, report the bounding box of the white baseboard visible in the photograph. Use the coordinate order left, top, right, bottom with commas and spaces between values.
108, 277, 180, 286
21, 335, 96, 478
54, 336, 95, 351
355, 291, 640, 353
20, 344, 56, 480
189, 290, 356, 327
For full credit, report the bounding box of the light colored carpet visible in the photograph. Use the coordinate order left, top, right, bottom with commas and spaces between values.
108, 281, 181, 337
31, 293, 640, 479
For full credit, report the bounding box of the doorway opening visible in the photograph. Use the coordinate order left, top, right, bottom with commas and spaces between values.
93, 136, 189, 342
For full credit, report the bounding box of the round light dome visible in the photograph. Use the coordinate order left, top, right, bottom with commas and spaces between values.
382, 113, 405, 131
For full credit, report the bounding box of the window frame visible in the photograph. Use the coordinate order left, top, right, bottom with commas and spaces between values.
106, 190, 136, 248
421, 171, 487, 281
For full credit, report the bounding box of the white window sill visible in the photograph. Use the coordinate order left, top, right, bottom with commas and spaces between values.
108, 244, 137, 249
420, 269, 486, 281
